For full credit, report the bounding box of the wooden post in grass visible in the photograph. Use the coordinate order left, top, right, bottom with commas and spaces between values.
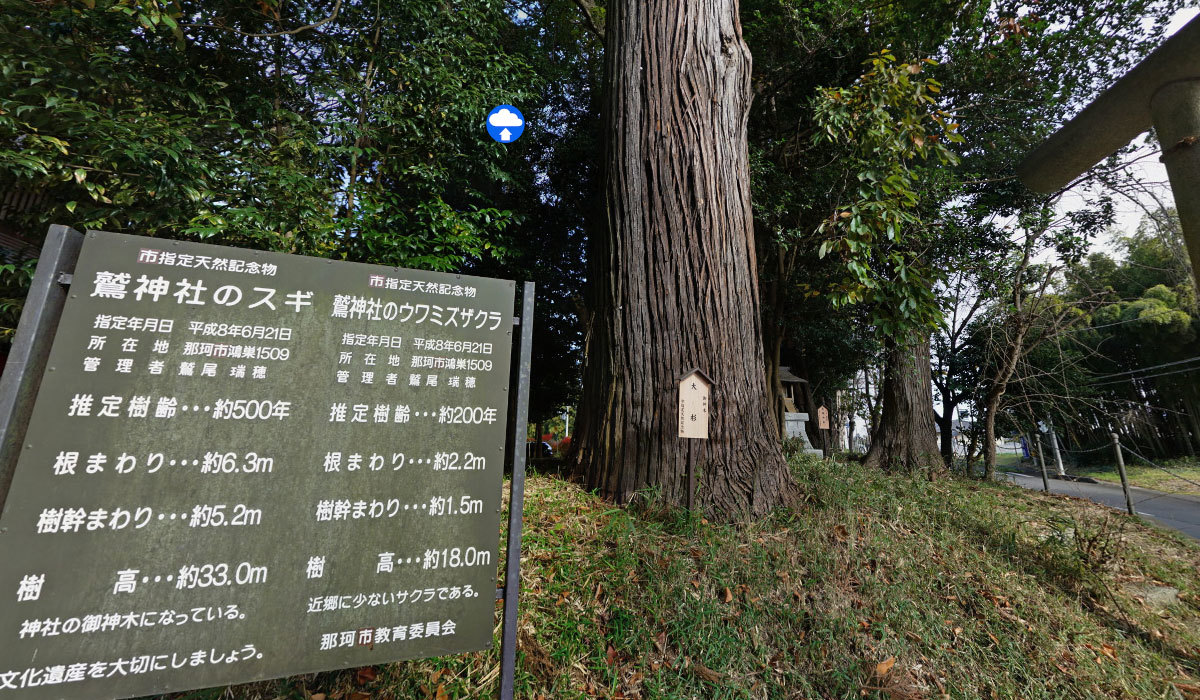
1035, 434, 1050, 493
1112, 432, 1135, 515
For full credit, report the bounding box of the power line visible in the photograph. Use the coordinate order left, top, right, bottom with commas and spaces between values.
1092, 363, 1200, 386
1061, 304, 1195, 336
1091, 354, 1200, 381
1062, 315, 1158, 334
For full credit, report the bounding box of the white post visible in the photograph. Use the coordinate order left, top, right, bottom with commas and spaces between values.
1047, 418, 1066, 477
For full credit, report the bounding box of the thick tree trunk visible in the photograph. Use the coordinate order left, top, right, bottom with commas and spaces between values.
862, 334, 941, 472
573, 0, 797, 519
935, 407, 955, 470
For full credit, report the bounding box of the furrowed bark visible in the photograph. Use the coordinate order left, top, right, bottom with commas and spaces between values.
573, 0, 797, 519
863, 334, 941, 473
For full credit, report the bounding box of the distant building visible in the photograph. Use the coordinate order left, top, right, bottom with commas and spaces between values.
778, 366, 805, 413
934, 418, 975, 457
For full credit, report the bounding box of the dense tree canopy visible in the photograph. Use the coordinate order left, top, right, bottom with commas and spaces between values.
1, 0, 535, 265
2, 0, 1198, 497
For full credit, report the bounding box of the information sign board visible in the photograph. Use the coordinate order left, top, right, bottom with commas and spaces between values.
0, 231, 515, 699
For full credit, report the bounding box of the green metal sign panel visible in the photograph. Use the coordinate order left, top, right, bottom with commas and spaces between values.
0, 231, 515, 699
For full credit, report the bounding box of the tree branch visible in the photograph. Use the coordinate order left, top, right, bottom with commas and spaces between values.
186, 0, 342, 38
572, 0, 605, 42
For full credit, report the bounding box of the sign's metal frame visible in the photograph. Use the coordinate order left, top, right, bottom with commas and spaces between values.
0, 227, 534, 700
498, 281, 533, 700
0, 224, 81, 504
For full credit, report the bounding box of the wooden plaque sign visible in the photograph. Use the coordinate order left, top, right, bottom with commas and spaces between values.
677, 370, 711, 439
817, 405, 830, 430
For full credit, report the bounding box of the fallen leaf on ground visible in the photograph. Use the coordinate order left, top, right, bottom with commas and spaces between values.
355, 667, 377, 684
721, 587, 734, 603
875, 656, 895, 678
693, 662, 723, 682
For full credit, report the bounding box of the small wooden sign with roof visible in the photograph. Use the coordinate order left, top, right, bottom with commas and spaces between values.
678, 368, 714, 439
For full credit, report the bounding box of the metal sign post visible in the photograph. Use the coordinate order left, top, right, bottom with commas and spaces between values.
497, 282, 533, 700
0, 225, 83, 503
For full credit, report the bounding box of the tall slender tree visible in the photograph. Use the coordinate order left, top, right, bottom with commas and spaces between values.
573, 0, 798, 518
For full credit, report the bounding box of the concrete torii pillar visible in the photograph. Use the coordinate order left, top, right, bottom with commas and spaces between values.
1017, 14, 1200, 286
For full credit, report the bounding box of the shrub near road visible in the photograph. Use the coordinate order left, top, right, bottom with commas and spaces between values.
189, 456, 1200, 700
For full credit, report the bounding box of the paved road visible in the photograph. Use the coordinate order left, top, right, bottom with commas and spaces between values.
1004, 472, 1200, 540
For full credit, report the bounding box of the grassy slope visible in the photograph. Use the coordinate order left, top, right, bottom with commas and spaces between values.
170, 457, 1200, 700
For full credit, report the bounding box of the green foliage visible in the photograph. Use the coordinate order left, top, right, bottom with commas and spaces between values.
460, 0, 602, 423
0, 0, 589, 409
0, 0, 334, 252
0, 257, 37, 342
991, 209, 1200, 461
745, 0, 1189, 420
317, 0, 539, 269
1072, 212, 1199, 363
814, 52, 963, 335
0, 0, 534, 269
